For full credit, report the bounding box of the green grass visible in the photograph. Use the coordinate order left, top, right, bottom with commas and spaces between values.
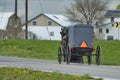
0, 39, 59, 60
85, 40, 120, 66
0, 66, 102, 80
95, 40, 120, 65
0, 39, 120, 66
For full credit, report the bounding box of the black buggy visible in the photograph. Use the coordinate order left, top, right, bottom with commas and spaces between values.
58, 24, 101, 65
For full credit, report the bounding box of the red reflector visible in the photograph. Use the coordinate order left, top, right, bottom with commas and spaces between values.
70, 48, 73, 51
80, 41, 88, 48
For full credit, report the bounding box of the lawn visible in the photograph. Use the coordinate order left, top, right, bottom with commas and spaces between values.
0, 66, 102, 80
0, 39, 120, 66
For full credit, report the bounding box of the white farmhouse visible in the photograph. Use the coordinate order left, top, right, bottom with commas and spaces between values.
22, 13, 72, 40
95, 10, 120, 40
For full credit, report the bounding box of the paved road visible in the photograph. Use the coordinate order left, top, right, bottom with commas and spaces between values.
0, 56, 120, 80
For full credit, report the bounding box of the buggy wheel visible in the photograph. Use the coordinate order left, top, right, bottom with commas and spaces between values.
65, 45, 71, 64
58, 46, 62, 64
81, 56, 84, 64
87, 55, 92, 65
96, 45, 101, 65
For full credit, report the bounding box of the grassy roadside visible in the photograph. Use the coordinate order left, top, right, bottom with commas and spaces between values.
0, 67, 102, 80
0, 39, 59, 60
94, 40, 120, 65
0, 39, 120, 66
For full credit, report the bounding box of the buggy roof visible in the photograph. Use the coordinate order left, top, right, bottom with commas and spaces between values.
67, 24, 94, 48
68, 24, 93, 28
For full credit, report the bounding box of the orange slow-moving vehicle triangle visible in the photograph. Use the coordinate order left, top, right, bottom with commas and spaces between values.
80, 41, 88, 48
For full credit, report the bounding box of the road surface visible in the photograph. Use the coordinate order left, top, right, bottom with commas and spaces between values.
0, 56, 120, 80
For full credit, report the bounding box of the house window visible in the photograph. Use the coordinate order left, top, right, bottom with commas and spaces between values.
106, 29, 109, 33
111, 17, 114, 26
50, 32, 54, 36
48, 21, 52, 26
33, 21, 37, 25
99, 28, 102, 33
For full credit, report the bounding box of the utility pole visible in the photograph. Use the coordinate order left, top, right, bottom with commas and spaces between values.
15, 0, 17, 19
25, 0, 28, 39
15, 0, 17, 38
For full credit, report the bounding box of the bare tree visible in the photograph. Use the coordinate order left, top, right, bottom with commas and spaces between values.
66, 0, 108, 25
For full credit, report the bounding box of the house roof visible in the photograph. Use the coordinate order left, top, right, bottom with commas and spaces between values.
0, 12, 14, 30
44, 13, 72, 27
28, 13, 73, 27
104, 10, 120, 18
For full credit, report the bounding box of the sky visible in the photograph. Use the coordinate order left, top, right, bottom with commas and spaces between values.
0, 0, 120, 21
0, 0, 72, 19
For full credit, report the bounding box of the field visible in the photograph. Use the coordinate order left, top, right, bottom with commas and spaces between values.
0, 67, 102, 80
0, 39, 120, 66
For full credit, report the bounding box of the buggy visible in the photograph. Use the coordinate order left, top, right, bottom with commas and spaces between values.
58, 24, 101, 65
